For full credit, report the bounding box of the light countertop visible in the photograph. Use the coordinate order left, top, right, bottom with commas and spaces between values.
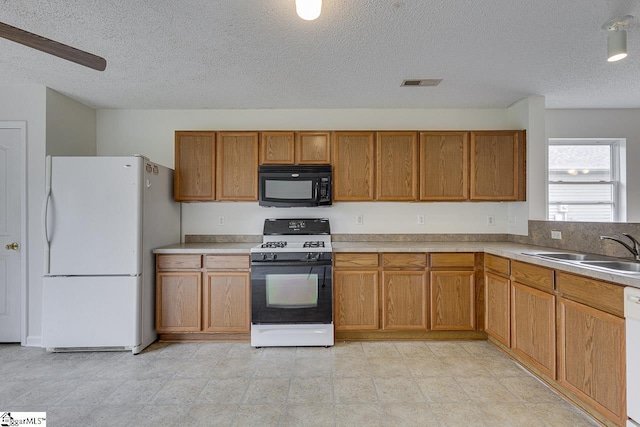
153, 241, 640, 288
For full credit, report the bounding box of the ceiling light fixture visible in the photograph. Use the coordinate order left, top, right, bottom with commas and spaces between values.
295, 0, 322, 20
602, 15, 635, 62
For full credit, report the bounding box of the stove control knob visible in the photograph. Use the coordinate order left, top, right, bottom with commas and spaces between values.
261, 253, 268, 261
305, 253, 312, 260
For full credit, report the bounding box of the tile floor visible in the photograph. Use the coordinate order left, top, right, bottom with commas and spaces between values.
0, 340, 598, 426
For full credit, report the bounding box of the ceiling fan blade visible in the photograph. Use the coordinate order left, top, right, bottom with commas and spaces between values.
0, 22, 106, 71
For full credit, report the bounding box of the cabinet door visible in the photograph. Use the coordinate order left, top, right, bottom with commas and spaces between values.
376, 132, 418, 201
419, 131, 469, 201
295, 132, 331, 164
470, 130, 525, 201
430, 271, 475, 331
484, 272, 510, 346
334, 270, 379, 330
333, 132, 375, 201
260, 131, 294, 164
382, 271, 427, 330
156, 272, 202, 332
216, 132, 259, 200
174, 131, 216, 201
557, 297, 625, 426
511, 282, 556, 378
204, 272, 250, 332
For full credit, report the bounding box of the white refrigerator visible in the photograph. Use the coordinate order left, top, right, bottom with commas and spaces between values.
41, 156, 180, 354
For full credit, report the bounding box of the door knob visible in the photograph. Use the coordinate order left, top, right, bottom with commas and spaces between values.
5, 242, 19, 250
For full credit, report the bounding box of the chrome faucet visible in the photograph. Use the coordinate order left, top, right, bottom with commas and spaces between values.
600, 233, 640, 261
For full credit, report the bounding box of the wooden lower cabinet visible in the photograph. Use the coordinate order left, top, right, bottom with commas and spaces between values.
156, 272, 202, 332
429, 253, 476, 331
334, 252, 486, 337
510, 281, 556, 379
484, 271, 510, 346
334, 270, 379, 330
382, 271, 427, 330
156, 254, 250, 337
557, 296, 626, 426
204, 272, 250, 332
430, 270, 475, 330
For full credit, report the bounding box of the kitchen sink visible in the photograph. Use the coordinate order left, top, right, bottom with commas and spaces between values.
578, 260, 640, 273
524, 252, 640, 274
529, 252, 605, 261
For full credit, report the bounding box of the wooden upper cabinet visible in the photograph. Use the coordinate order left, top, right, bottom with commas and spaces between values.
470, 130, 526, 201
376, 132, 418, 201
216, 132, 259, 201
260, 132, 294, 164
333, 131, 375, 201
295, 132, 331, 164
419, 131, 469, 201
174, 131, 216, 201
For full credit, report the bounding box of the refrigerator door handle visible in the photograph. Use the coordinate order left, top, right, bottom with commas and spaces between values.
42, 156, 52, 274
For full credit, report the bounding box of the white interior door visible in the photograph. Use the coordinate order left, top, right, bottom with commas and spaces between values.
0, 123, 25, 342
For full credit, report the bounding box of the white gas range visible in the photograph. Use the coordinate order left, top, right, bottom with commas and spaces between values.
249, 218, 333, 347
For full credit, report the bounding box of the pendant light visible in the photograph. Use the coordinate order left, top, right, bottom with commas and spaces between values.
607, 29, 627, 62
602, 15, 635, 62
295, 0, 322, 20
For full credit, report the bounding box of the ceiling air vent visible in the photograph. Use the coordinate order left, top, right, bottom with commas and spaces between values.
401, 79, 442, 87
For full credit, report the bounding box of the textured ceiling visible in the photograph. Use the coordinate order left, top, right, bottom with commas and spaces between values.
1, 0, 640, 109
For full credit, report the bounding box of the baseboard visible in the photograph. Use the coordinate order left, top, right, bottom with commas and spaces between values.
25, 335, 42, 347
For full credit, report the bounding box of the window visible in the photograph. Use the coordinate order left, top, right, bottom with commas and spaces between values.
548, 140, 623, 222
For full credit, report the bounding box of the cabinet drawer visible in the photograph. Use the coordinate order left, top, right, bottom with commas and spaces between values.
511, 260, 553, 292
334, 253, 379, 269
382, 253, 427, 269
205, 255, 250, 270
555, 271, 624, 317
157, 254, 202, 270
485, 254, 509, 276
430, 253, 475, 268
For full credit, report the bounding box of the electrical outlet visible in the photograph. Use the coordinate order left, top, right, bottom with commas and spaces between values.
417, 214, 425, 225
218, 216, 225, 226
551, 230, 562, 239
356, 214, 364, 225
487, 215, 496, 226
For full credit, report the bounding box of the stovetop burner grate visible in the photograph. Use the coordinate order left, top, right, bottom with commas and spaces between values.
303, 241, 325, 248
261, 241, 287, 249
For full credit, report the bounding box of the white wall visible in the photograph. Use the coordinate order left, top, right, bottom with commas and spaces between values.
506, 96, 547, 235
0, 84, 47, 346
546, 109, 640, 221
45, 88, 97, 156
0, 85, 99, 346
96, 106, 541, 237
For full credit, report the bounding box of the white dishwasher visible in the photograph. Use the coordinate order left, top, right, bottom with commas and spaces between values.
626, 287, 640, 427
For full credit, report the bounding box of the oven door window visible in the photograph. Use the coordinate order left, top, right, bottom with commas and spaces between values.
251, 264, 332, 324
266, 273, 318, 308
264, 179, 313, 200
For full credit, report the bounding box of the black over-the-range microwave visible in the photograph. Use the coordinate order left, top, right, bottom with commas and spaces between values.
258, 165, 332, 207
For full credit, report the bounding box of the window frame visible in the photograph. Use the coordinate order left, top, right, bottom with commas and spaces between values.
547, 139, 622, 222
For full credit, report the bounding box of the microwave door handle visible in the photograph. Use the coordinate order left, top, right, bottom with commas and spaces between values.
315, 181, 319, 198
